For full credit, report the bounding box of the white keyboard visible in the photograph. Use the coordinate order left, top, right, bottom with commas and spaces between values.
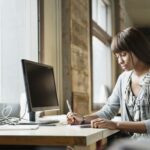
38, 119, 59, 124
0, 124, 39, 130
37, 114, 67, 124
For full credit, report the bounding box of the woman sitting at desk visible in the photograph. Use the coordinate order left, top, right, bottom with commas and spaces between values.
67, 27, 150, 138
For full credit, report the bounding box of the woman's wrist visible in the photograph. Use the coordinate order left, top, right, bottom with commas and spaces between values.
115, 121, 120, 129
80, 116, 85, 124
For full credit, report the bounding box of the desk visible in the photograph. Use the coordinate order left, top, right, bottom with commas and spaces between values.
0, 125, 118, 150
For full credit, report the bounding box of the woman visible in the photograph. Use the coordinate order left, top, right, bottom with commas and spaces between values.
67, 27, 150, 138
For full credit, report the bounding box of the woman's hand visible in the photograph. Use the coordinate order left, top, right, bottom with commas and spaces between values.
91, 118, 117, 130
67, 112, 83, 125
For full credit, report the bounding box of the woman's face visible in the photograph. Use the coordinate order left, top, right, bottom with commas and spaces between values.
115, 51, 138, 71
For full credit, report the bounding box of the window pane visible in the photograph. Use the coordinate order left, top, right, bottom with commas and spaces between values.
92, 0, 113, 36
92, 0, 98, 22
92, 36, 111, 103
0, 0, 38, 103
92, 0, 107, 31
97, 0, 107, 30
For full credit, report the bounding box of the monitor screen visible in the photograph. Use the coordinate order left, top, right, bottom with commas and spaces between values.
21, 59, 59, 112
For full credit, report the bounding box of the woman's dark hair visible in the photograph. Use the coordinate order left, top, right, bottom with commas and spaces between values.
111, 27, 150, 65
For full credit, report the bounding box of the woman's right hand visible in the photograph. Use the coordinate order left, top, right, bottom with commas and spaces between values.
67, 112, 83, 125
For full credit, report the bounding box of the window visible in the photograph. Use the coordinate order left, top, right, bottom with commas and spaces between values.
39, 0, 62, 114
91, 0, 112, 109
0, 0, 38, 103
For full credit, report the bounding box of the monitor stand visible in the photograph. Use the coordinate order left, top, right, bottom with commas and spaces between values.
29, 111, 36, 122
28, 111, 59, 125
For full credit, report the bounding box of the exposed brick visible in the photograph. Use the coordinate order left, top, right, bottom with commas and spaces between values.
72, 69, 89, 93
71, 0, 89, 28
73, 92, 89, 115
71, 33, 88, 50
62, 0, 91, 114
71, 45, 88, 71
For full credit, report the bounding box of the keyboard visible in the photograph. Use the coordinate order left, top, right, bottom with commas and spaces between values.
18, 122, 39, 125
37, 119, 59, 125
17, 114, 66, 126
18, 119, 59, 126
37, 114, 67, 125
0, 124, 39, 130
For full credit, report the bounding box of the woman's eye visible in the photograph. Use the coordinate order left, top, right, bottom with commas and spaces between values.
115, 55, 119, 59
115, 53, 120, 57
121, 52, 126, 56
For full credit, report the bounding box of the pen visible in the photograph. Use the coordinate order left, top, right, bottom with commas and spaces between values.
66, 99, 72, 113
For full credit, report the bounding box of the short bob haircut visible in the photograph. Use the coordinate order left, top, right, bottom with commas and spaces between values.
111, 27, 150, 65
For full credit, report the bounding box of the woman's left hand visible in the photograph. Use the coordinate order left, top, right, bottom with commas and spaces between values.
91, 118, 117, 130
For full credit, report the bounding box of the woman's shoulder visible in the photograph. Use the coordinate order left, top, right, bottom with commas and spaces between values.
139, 71, 150, 86
118, 70, 133, 81
115, 71, 133, 91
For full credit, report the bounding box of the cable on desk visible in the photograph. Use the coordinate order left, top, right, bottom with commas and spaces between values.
0, 105, 19, 125
2, 105, 12, 118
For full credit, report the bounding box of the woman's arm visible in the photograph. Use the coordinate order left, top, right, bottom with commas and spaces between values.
115, 121, 146, 133
67, 112, 99, 125
67, 73, 126, 125
93, 72, 128, 120
91, 118, 147, 133
81, 114, 99, 124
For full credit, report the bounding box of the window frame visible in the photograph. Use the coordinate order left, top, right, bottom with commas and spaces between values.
90, 0, 113, 110
38, 0, 63, 114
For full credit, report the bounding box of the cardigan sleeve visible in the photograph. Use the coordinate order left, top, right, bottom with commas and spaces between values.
94, 73, 124, 119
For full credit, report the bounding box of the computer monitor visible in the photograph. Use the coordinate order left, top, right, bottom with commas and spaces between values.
21, 59, 59, 120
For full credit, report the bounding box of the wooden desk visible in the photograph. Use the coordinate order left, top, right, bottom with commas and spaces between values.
0, 125, 118, 150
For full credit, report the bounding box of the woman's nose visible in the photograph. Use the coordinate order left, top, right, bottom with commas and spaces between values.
118, 56, 123, 64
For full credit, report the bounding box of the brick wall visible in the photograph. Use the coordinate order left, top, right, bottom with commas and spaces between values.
62, 0, 91, 115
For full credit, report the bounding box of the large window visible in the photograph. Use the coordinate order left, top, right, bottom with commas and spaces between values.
0, 0, 38, 103
39, 0, 62, 114
92, 0, 112, 109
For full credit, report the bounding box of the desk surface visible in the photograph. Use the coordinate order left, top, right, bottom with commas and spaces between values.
0, 125, 118, 146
